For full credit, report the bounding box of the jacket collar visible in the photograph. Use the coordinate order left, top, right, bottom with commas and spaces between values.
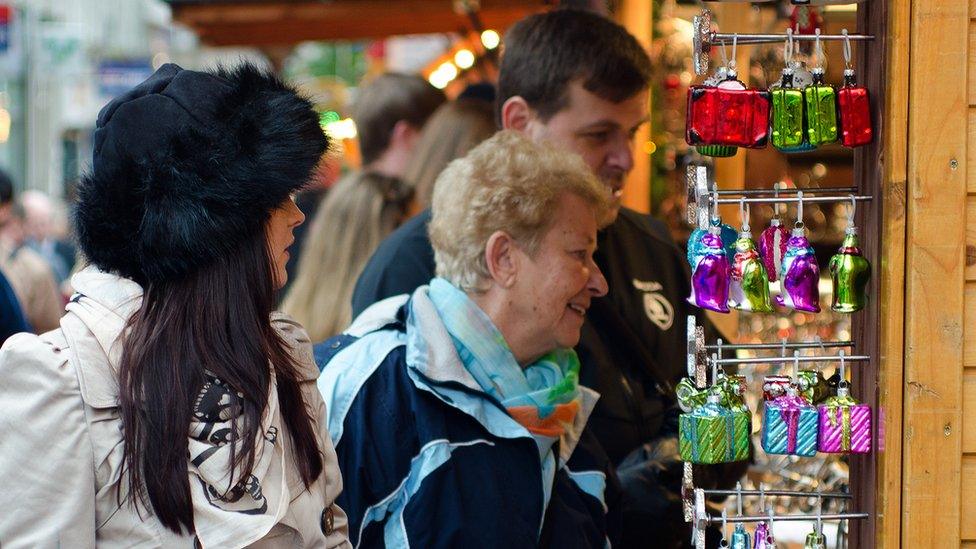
397, 285, 598, 463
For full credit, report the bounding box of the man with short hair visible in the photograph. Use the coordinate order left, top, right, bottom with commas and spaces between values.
283, 72, 446, 295
346, 9, 730, 547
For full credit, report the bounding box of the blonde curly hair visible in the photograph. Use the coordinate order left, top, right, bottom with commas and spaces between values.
429, 130, 612, 292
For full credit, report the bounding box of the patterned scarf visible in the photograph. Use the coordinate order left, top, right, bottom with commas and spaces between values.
428, 278, 582, 438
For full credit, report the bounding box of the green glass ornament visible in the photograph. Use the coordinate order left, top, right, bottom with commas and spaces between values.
804, 68, 839, 146
679, 391, 751, 464
729, 232, 773, 313
804, 531, 826, 549
829, 227, 871, 313
697, 144, 737, 157
771, 69, 805, 150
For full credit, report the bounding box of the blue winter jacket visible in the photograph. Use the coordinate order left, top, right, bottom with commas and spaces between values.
315, 287, 622, 548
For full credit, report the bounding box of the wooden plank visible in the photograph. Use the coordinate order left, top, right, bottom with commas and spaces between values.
965, 368, 976, 453
964, 456, 976, 539
967, 192, 976, 277
902, 0, 968, 546
970, 21, 976, 107
968, 284, 976, 366
875, 0, 909, 546
969, 108, 976, 193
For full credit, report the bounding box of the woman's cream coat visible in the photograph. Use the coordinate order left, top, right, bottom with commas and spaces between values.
0, 268, 351, 548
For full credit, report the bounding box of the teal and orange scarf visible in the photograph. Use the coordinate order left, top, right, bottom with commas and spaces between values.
428, 278, 582, 438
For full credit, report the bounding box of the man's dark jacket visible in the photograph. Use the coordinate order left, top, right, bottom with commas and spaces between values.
351, 207, 735, 547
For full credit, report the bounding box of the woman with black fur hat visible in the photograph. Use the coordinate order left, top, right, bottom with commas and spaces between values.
0, 62, 351, 547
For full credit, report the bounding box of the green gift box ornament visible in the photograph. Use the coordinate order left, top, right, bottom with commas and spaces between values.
803, 33, 839, 147
771, 66, 805, 151
679, 388, 751, 464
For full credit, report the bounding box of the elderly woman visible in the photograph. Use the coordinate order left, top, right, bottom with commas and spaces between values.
316, 130, 619, 548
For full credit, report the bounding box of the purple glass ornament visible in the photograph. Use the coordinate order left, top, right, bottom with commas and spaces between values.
759, 219, 789, 282
688, 228, 731, 313
775, 227, 821, 313
754, 522, 774, 549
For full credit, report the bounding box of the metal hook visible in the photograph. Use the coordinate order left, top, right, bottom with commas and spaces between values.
792, 351, 800, 386
729, 33, 738, 73
759, 482, 766, 511
739, 197, 750, 232
780, 337, 788, 358
816, 497, 824, 537
795, 190, 805, 229
735, 481, 744, 516
711, 190, 720, 222
814, 28, 824, 69
721, 509, 729, 544
784, 28, 794, 68
848, 194, 857, 228
839, 350, 847, 387
842, 28, 853, 69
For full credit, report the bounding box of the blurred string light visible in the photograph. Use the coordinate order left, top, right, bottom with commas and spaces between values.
0, 107, 10, 143
428, 61, 459, 89
320, 110, 357, 140
454, 49, 475, 69
480, 29, 500, 50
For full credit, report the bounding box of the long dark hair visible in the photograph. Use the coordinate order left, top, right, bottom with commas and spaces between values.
117, 231, 323, 533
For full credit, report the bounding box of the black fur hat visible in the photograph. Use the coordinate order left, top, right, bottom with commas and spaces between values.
74, 62, 328, 284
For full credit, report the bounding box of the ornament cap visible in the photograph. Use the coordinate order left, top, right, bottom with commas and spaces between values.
791, 226, 805, 238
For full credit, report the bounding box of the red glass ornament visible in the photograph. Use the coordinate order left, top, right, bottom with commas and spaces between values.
838, 69, 873, 147
686, 86, 771, 148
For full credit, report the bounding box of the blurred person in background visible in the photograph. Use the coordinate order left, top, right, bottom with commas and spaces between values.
317, 131, 619, 547
20, 189, 77, 284
0, 176, 63, 333
282, 171, 413, 342
402, 97, 496, 212
0, 62, 351, 547
0, 269, 29, 344
350, 97, 495, 310
282, 73, 446, 296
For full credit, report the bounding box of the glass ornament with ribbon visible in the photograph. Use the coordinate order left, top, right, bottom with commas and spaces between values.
838, 29, 873, 147
829, 195, 871, 313
758, 189, 790, 283
803, 29, 839, 146
753, 511, 776, 549
762, 352, 819, 457
817, 351, 872, 454
804, 503, 827, 549
686, 34, 772, 152
678, 359, 750, 464
728, 198, 773, 312
688, 191, 737, 267
775, 192, 822, 313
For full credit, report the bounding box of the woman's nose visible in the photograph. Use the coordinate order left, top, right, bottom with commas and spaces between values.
588, 262, 609, 297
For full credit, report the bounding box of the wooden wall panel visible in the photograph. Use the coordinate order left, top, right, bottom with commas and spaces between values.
966, 283, 976, 367
902, 0, 968, 545
967, 192, 976, 280
963, 456, 976, 539
965, 369, 976, 453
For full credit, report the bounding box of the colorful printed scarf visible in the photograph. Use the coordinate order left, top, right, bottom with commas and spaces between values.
428, 278, 582, 438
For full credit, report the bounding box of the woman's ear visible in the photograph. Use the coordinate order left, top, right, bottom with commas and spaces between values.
484, 230, 518, 288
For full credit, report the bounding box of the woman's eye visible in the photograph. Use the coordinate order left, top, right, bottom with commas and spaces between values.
584, 132, 610, 142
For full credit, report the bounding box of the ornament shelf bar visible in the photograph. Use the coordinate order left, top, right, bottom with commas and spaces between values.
703, 513, 869, 524
711, 194, 872, 206
706, 340, 854, 351
709, 354, 870, 366
713, 187, 859, 196
700, 489, 852, 499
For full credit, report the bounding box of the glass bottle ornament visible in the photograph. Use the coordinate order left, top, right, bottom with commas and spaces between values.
753, 515, 775, 549
838, 29, 873, 147
762, 353, 819, 457
759, 201, 790, 283
771, 30, 812, 152
678, 389, 750, 463
775, 193, 821, 313
730, 524, 750, 549
828, 196, 871, 313
688, 225, 731, 313
729, 200, 773, 312
803, 30, 839, 146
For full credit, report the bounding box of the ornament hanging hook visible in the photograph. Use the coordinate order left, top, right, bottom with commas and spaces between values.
711, 190, 720, 223
843, 28, 853, 70
721, 508, 729, 544
839, 350, 847, 388
795, 191, 805, 229
816, 497, 824, 538
814, 28, 825, 70
848, 194, 857, 227
784, 28, 794, 68
792, 351, 800, 386
739, 197, 750, 232
729, 33, 738, 74
758, 482, 766, 511
735, 481, 744, 516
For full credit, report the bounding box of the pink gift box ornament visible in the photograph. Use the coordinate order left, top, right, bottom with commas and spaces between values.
817, 384, 871, 454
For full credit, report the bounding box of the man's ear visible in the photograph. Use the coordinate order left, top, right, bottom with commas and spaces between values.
390, 120, 420, 149
500, 96, 534, 132
484, 230, 519, 288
